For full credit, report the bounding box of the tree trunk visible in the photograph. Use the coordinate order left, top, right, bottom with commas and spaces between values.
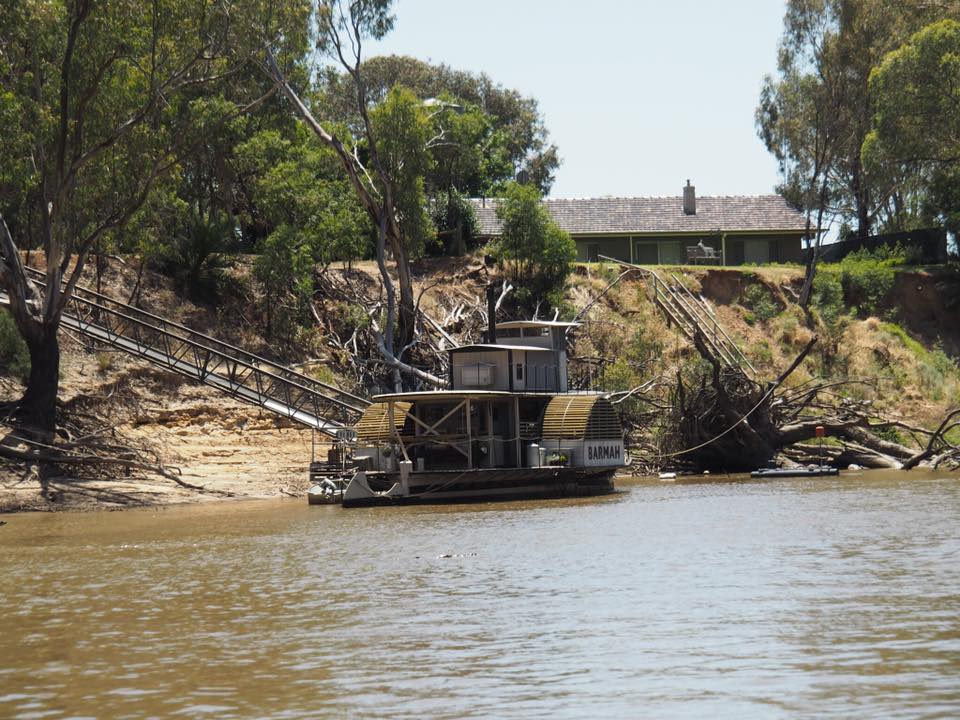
393, 240, 416, 358
19, 324, 60, 433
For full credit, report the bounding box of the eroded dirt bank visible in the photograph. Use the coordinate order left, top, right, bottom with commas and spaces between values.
1, 350, 324, 512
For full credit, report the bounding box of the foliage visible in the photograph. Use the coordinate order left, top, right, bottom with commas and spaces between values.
0, 0, 312, 427
237, 127, 370, 266
0, 309, 29, 382
253, 225, 315, 343
318, 55, 559, 194
740, 284, 781, 322
757, 1, 957, 238
431, 188, 479, 254
369, 86, 436, 256
154, 212, 235, 301
811, 268, 849, 372
490, 182, 576, 309
835, 244, 907, 317
881, 322, 958, 401
864, 19, 960, 236
753, 339, 774, 367
811, 268, 847, 325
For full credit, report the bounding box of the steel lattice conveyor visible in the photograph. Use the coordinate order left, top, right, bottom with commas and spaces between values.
1, 267, 369, 436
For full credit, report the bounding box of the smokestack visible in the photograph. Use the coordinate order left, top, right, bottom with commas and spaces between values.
486, 284, 497, 344
683, 179, 696, 215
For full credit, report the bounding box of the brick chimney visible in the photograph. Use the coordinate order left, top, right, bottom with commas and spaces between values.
683, 179, 696, 215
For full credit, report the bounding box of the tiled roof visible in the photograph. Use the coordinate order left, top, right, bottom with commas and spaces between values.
471, 195, 808, 236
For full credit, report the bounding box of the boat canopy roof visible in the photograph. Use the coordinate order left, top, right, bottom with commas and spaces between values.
356, 400, 412, 442
449, 344, 558, 353
372, 390, 606, 402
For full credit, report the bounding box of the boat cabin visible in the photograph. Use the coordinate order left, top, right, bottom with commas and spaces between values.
449, 320, 575, 393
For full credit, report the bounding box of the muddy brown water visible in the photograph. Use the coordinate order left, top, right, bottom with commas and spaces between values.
1, 469, 958, 719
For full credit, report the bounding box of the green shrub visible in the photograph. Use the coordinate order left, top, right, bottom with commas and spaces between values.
740, 283, 780, 322
880, 323, 958, 401
812, 268, 846, 324
835, 244, 907, 317
154, 211, 235, 302
872, 425, 907, 445
0, 310, 30, 382
777, 313, 800, 348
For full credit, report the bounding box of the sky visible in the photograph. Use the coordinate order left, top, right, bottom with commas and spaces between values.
366, 0, 789, 200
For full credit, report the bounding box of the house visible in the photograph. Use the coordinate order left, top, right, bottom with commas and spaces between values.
473, 182, 811, 266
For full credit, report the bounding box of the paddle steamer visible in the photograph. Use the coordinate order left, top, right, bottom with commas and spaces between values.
327, 309, 625, 507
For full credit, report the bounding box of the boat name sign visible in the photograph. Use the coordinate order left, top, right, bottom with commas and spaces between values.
584, 440, 624, 466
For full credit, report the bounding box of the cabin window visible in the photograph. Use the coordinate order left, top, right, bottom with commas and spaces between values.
516, 363, 524, 381
461, 363, 494, 386
587, 243, 600, 262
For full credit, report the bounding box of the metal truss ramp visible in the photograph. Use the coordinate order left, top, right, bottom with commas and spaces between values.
2, 268, 369, 436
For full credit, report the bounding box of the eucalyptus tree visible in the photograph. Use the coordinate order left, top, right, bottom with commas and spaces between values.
0, 0, 308, 432
319, 54, 560, 195
757, 0, 954, 240
863, 18, 960, 236
492, 182, 575, 312
262, 0, 447, 390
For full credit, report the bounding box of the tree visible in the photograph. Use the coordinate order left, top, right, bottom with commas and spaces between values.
757, 68, 840, 307
0, 0, 304, 432
369, 86, 436, 256
864, 18, 960, 236
262, 0, 446, 390
491, 182, 575, 311
758, 0, 954, 240
238, 125, 368, 340
318, 54, 560, 195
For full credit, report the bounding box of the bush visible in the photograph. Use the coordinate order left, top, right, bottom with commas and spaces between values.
95, 352, 114, 374
491, 182, 576, 310
431, 189, 478, 255
740, 283, 780, 322
835, 244, 907, 317
0, 310, 30, 382
812, 269, 847, 325
882, 322, 959, 401
154, 211, 234, 302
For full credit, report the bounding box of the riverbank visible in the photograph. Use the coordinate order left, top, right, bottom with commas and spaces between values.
0, 347, 323, 513
2, 254, 958, 511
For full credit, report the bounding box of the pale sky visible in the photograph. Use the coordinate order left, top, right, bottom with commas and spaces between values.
367, 0, 788, 199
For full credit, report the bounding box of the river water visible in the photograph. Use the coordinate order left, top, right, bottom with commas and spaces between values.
1, 469, 958, 719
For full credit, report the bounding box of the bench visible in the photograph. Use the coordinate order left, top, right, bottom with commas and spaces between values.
686, 244, 720, 264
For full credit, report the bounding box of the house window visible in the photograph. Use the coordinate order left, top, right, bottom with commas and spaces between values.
516, 363, 524, 381
744, 239, 770, 264
768, 239, 781, 263
587, 243, 600, 262
461, 363, 494, 386
634, 241, 658, 264
659, 241, 683, 265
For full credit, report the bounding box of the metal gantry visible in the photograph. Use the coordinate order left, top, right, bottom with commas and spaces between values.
3, 268, 369, 436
